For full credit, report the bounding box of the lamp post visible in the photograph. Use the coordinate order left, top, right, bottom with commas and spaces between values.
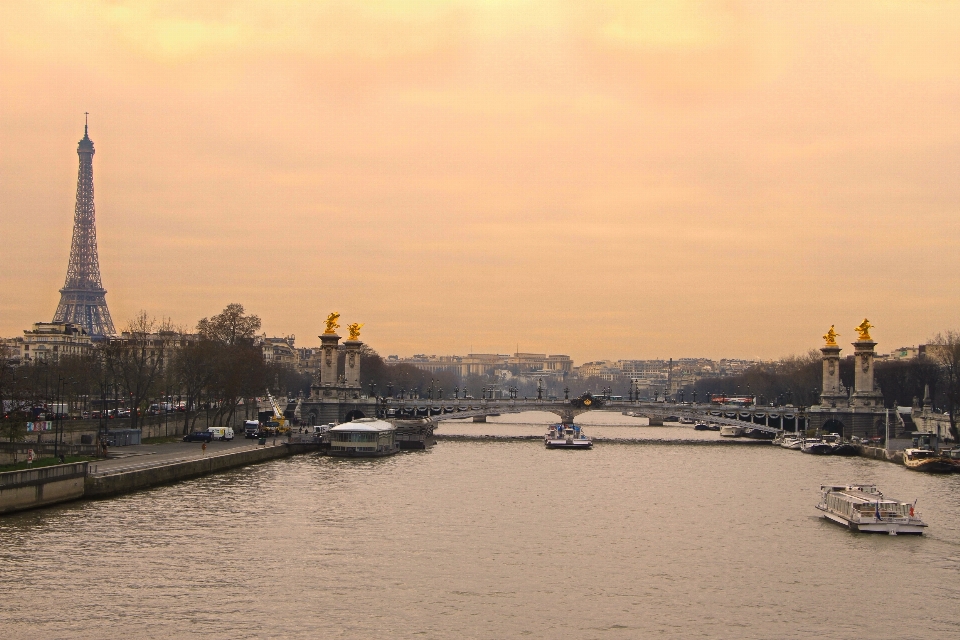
53, 374, 62, 459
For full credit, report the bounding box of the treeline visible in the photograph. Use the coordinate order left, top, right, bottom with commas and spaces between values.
0, 304, 298, 436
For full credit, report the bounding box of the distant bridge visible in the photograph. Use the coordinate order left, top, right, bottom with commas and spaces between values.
377, 399, 804, 435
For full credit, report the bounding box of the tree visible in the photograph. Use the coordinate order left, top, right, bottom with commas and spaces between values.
103, 312, 172, 430
0, 419, 26, 462
929, 331, 960, 440
692, 351, 824, 407
197, 303, 261, 346
191, 304, 265, 428
174, 338, 219, 434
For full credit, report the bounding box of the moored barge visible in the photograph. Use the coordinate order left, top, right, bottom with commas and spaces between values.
327, 419, 399, 457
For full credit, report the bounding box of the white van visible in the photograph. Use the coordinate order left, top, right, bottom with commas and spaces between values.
207, 427, 235, 441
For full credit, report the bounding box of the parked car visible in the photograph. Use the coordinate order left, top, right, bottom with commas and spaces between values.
183, 431, 214, 443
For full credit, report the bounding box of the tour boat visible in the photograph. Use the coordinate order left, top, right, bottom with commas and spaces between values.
903, 448, 956, 474
719, 425, 745, 437
545, 424, 592, 449
694, 421, 711, 430
801, 438, 834, 455
816, 484, 926, 535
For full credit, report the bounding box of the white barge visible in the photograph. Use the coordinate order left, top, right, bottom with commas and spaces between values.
816, 484, 926, 535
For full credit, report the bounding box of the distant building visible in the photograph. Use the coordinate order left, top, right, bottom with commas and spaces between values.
576, 361, 623, 381
1, 336, 23, 360
395, 352, 573, 378
888, 346, 919, 361
21, 322, 93, 362
297, 347, 321, 375
107, 330, 195, 368
260, 335, 298, 367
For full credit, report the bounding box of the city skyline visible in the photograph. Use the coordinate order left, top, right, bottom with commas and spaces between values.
2, 2, 959, 362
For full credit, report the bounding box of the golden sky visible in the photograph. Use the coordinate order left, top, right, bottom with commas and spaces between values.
2, 1, 958, 362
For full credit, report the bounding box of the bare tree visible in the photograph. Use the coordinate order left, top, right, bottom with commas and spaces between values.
174, 338, 218, 434
190, 304, 265, 429
103, 312, 173, 431
929, 331, 960, 440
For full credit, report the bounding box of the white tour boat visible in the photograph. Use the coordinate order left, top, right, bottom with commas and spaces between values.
545, 424, 592, 449
719, 425, 745, 437
816, 484, 926, 535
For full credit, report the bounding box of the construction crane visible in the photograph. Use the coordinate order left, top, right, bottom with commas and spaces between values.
265, 389, 288, 431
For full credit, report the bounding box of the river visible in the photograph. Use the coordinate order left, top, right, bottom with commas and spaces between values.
1, 413, 958, 639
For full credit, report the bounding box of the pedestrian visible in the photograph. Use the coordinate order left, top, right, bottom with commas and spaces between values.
202, 441, 207, 455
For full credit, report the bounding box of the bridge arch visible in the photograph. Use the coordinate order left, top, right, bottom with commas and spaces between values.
822, 418, 845, 437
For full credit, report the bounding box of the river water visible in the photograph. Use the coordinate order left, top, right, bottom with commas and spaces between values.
2, 413, 959, 639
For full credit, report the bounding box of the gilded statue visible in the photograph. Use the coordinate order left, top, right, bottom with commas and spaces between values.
854, 318, 873, 341
347, 322, 364, 341
823, 325, 839, 346
323, 312, 340, 334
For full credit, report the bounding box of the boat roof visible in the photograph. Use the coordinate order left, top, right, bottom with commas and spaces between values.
821, 484, 904, 504
328, 419, 396, 432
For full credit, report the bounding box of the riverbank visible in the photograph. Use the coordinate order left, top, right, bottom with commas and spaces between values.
1, 438, 322, 514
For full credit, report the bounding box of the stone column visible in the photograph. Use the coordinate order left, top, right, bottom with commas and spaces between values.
850, 338, 883, 408
319, 332, 340, 387
343, 339, 362, 390
820, 344, 844, 407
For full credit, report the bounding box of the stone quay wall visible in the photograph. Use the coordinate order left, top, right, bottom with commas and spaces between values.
0, 462, 88, 514
84, 443, 306, 499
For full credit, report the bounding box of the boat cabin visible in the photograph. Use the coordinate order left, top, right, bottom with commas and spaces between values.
820, 485, 912, 520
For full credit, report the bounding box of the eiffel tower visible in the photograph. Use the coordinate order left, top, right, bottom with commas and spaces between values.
52, 116, 117, 338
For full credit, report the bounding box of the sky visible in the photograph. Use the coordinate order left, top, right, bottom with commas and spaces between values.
1, 1, 958, 363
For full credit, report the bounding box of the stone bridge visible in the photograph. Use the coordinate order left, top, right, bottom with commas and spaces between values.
379, 399, 796, 435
